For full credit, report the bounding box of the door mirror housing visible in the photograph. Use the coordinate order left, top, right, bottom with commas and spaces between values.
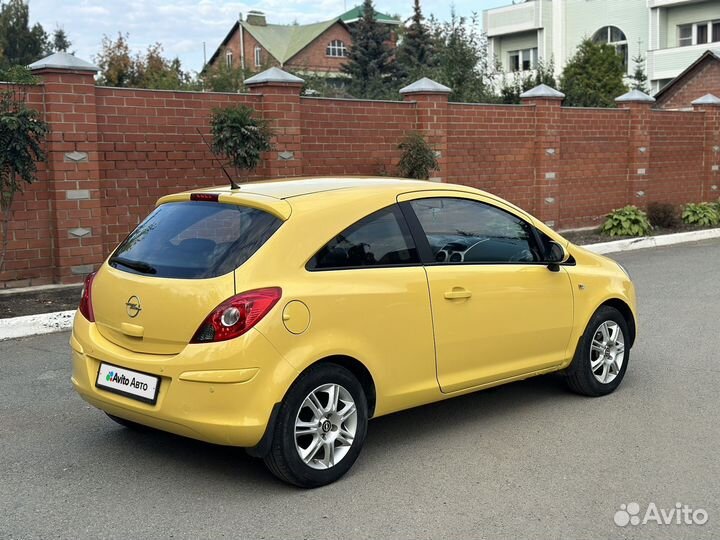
546, 241, 570, 271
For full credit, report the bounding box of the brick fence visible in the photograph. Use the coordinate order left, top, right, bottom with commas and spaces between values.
2, 59, 720, 287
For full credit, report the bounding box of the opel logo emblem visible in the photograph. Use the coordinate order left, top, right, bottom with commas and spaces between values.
126, 296, 142, 318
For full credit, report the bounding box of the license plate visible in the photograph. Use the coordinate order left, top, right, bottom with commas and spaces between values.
96, 362, 160, 404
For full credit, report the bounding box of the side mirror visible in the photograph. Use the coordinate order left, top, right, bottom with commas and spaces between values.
546, 241, 570, 271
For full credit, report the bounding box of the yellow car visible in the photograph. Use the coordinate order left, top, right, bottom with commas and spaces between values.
71, 177, 636, 487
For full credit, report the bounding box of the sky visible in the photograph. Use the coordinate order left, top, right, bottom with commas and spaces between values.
27, 0, 511, 74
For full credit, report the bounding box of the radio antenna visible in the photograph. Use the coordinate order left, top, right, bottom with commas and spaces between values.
196, 128, 240, 190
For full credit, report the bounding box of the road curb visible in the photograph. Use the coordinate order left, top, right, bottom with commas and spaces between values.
1, 227, 719, 342
0, 310, 75, 342
582, 227, 720, 255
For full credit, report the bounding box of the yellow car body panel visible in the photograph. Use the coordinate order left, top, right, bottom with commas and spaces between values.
70, 177, 637, 448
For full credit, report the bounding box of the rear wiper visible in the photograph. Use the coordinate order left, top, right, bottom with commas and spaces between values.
109, 256, 157, 275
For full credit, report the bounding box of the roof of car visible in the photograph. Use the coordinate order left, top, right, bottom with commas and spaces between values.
185, 177, 477, 200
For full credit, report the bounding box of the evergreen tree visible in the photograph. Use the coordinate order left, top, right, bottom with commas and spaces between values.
560, 38, 627, 107
341, 0, 394, 99
431, 11, 495, 103
630, 53, 650, 93
0, 0, 49, 69
52, 28, 71, 53
395, 0, 436, 81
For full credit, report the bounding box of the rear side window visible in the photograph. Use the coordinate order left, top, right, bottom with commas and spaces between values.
110, 201, 281, 279
307, 205, 419, 270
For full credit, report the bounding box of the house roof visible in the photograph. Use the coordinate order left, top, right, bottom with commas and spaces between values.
206, 17, 347, 69
654, 48, 720, 102
242, 18, 341, 64
339, 5, 401, 25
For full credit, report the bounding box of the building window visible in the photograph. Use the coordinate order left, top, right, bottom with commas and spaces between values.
225, 50, 233, 68
592, 26, 628, 68
509, 47, 537, 72
679, 21, 720, 47
326, 40, 348, 57
678, 24, 693, 47
254, 46, 262, 67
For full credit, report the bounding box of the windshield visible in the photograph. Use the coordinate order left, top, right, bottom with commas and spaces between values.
109, 201, 281, 279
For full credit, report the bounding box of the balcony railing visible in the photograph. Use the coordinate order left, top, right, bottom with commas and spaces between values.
648, 43, 718, 80
484, 1, 542, 38
649, 0, 707, 8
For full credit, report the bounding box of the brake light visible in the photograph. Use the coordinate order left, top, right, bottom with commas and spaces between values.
190, 193, 220, 202
78, 272, 96, 322
191, 287, 282, 343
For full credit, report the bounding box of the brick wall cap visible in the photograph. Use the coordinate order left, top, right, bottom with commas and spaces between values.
691, 93, 720, 106
244, 67, 305, 86
28, 52, 98, 72
615, 89, 655, 103
399, 77, 452, 95
520, 84, 564, 99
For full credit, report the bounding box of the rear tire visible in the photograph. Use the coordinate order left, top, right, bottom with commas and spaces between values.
263, 364, 368, 488
565, 306, 630, 397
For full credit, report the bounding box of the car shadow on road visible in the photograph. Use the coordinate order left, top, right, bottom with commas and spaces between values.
94, 373, 580, 490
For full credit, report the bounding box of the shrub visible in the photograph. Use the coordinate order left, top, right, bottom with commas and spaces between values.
600, 206, 652, 237
0, 76, 49, 272
210, 105, 274, 184
646, 202, 680, 229
681, 202, 719, 227
397, 132, 439, 180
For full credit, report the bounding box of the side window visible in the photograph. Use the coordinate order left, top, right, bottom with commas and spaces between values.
408, 197, 540, 264
308, 206, 419, 270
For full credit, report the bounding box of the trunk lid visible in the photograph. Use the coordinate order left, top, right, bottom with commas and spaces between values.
89, 198, 285, 354
92, 266, 234, 354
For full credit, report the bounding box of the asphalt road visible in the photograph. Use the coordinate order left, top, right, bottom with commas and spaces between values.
2, 239, 719, 539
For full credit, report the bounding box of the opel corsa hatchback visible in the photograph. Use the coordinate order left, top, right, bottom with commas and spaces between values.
71, 177, 637, 487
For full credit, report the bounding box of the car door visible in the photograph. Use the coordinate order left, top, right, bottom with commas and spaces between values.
400, 193, 574, 394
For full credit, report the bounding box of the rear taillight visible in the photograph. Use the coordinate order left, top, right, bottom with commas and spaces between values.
191, 287, 282, 343
78, 272, 96, 322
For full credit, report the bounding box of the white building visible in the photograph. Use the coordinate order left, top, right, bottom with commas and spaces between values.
483, 0, 720, 93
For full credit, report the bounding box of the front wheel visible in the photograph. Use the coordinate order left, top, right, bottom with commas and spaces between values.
263, 364, 368, 488
565, 306, 630, 397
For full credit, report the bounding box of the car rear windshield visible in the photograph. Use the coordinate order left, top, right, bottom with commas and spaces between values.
109, 201, 281, 279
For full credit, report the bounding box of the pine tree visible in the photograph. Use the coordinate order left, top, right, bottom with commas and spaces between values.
395, 0, 436, 81
341, 0, 394, 99
52, 28, 71, 53
0, 0, 49, 69
630, 53, 650, 93
560, 39, 628, 107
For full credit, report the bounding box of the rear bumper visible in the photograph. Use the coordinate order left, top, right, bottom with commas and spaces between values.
70, 314, 297, 447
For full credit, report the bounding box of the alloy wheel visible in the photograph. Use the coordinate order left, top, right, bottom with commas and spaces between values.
590, 320, 625, 384
294, 383, 357, 470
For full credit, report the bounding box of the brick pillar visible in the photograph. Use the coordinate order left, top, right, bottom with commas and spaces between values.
616, 90, 655, 205
245, 68, 304, 179
400, 78, 451, 182
29, 53, 103, 283
521, 84, 564, 228
691, 94, 720, 201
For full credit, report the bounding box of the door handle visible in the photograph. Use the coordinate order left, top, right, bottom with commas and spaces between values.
444, 288, 472, 300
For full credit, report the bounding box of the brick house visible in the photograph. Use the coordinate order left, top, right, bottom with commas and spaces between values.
206, 7, 400, 76
655, 49, 720, 109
